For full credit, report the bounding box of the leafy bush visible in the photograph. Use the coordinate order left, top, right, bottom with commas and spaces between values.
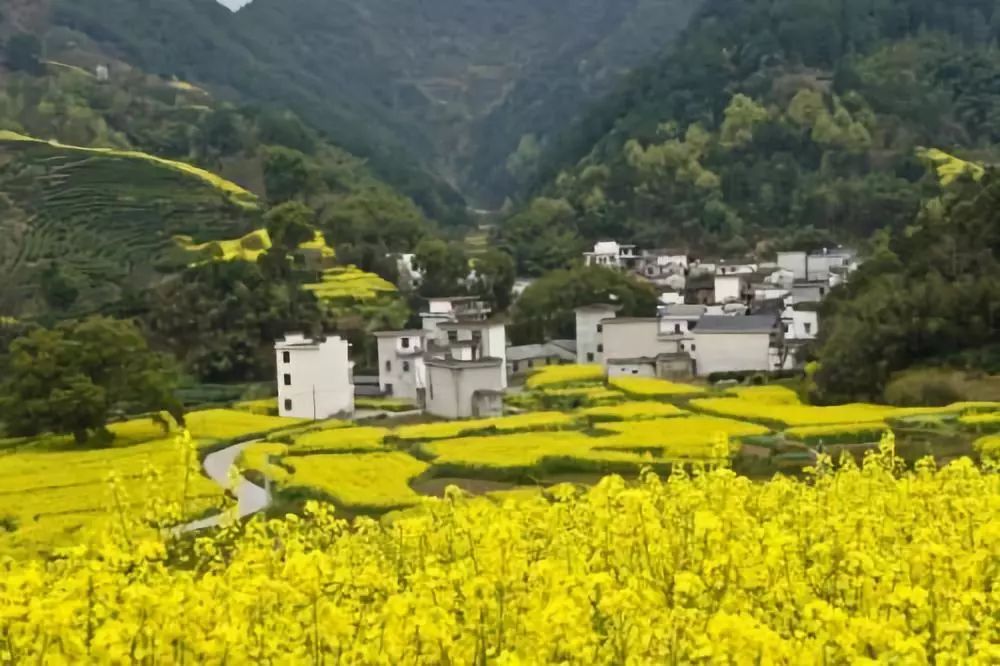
884, 369, 970, 407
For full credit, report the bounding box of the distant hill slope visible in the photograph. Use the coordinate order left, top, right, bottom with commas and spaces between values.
505, 0, 1000, 264
49, 0, 703, 205
0, 132, 258, 317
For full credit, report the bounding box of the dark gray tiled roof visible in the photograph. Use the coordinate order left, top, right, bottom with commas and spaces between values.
695, 315, 778, 333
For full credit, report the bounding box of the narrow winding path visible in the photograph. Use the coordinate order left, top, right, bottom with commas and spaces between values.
180, 440, 269, 533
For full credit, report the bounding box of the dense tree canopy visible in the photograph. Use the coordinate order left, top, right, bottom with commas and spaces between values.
509, 266, 658, 344
813, 168, 1000, 402
0, 317, 180, 444
517, 0, 1000, 267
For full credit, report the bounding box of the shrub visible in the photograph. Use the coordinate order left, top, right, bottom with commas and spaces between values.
884, 368, 970, 406
784, 423, 890, 446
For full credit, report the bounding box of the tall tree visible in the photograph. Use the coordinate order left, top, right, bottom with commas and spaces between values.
0, 317, 181, 444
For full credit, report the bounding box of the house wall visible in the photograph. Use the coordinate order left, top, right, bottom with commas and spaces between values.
806, 254, 850, 281
276, 338, 354, 419
658, 317, 696, 336
657, 355, 694, 379
485, 324, 508, 389
785, 309, 819, 340
792, 283, 826, 303
376, 337, 424, 401
777, 252, 808, 280
602, 321, 680, 366
576, 310, 615, 364
607, 361, 656, 377
426, 363, 503, 419
714, 275, 744, 303
692, 332, 771, 376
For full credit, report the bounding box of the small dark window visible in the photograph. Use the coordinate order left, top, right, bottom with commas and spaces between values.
401, 337, 410, 349
596, 324, 603, 333
402, 361, 410, 372
804, 323, 812, 334
674, 324, 681, 334
587, 352, 595, 362
282, 351, 290, 363
283, 374, 291, 386
284, 399, 292, 411
429, 381, 434, 400
385, 360, 392, 372
597, 344, 604, 353
820, 287, 826, 297
691, 344, 696, 352
632, 369, 639, 375
448, 331, 458, 343
527, 360, 534, 368
512, 361, 520, 372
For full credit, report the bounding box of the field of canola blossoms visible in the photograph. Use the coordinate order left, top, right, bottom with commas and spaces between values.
1, 436, 997, 664
0, 410, 305, 557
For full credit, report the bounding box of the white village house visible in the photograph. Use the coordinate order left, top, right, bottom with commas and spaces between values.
274, 334, 354, 419
374, 296, 507, 419
583, 241, 639, 270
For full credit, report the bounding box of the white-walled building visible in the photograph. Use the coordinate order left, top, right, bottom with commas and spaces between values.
425, 358, 504, 419
275, 334, 354, 419
583, 241, 639, 270
373, 330, 427, 402
714, 274, 748, 304
575, 304, 620, 364
437, 320, 508, 389
657, 304, 706, 336
692, 315, 781, 377
791, 280, 828, 303
777, 251, 808, 280
420, 296, 491, 345
602, 319, 682, 363
715, 260, 758, 276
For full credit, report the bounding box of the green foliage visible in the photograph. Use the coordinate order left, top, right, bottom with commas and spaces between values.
50, 0, 706, 205
526, 0, 1000, 251
0, 317, 180, 444
497, 198, 582, 276
509, 266, 658, 344
469, 249, 516, 312
4, 33, 43, 75
814, 171, 1000, 402
412, 239, 469, 298
144, 260, 326, 383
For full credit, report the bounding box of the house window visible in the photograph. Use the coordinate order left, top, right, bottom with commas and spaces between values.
401, 337, 410, 349
527, 359, 534, 368
402, 361, 410, 372
674, 324, 681, 334
282, 351, 290, 363
691, 344, 696, 352
284, 399, 292, 411
448, 330, 458, 343
596, 324, 603, 333
597, 344, 604, 353
385, 360, 392, 372
283, 374, 291, 386
804, 323, 812, 334
512, 361, 520, 373
819, 287, 826, 297
587, 352, 595, 362
632, 369, 639, 375
429, 381, 434, 400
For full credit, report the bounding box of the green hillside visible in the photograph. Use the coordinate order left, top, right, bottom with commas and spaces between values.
508, 0, 1000, 266
0, 132, 258, 317
49, 0, 703, 205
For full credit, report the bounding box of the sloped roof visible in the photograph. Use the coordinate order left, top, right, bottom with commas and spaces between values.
695, 315, 778, 334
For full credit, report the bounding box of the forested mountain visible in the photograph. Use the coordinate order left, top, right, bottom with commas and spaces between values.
506, 0, 1000, 272
0, 41, 431, 320
48, 0, 703, 206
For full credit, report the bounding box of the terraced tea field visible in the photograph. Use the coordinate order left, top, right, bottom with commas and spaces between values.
0, 133, 258, 316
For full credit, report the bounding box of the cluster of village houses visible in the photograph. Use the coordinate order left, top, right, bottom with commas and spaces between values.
275, 242, 858, 421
